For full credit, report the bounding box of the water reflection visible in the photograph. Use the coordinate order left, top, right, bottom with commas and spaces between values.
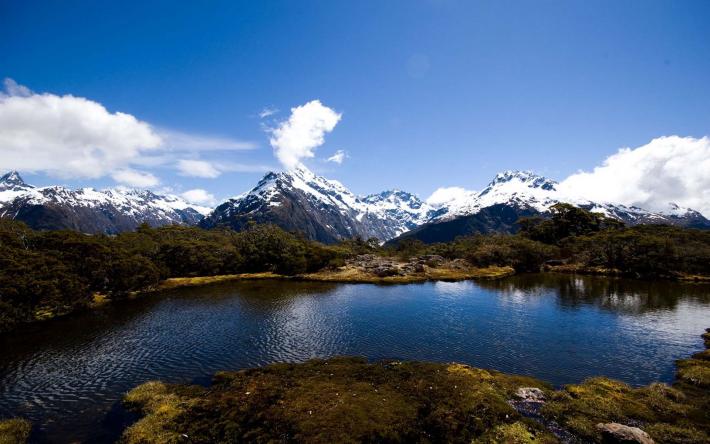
0, 275, 709, 443
477, 273, 710, 313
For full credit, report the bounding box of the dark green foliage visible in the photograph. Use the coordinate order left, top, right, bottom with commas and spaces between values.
519, 203, 624, 245
439, 235, 559, 273
0, 221, 342, 333
516, 205, 710, 278
564, 225, 710, 278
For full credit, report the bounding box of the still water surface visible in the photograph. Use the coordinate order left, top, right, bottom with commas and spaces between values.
1, 274, 709, 442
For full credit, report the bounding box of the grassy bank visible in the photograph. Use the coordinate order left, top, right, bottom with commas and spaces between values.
157, 265, 515, 290
119, 329, 710, 444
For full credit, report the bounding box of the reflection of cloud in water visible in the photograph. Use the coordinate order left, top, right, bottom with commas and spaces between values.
255, 286, 352, 364
433, 280, 476, 298
477, 273, 710, 315
619, 300, 710, 346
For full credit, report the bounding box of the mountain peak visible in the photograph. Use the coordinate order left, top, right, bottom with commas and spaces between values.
486, 170, 557, 191
0, 170, 31, 190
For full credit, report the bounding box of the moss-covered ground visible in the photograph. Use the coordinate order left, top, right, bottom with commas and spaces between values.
122, 358, 557, 444
122, 329, 710, 444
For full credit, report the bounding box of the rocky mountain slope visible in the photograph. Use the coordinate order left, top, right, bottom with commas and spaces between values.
0, 171, 210, 234
199, 166, 435, 243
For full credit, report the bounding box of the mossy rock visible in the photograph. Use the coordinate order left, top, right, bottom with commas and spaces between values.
0, 418, 31, 444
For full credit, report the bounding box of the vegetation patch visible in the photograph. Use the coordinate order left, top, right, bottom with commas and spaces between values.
122, 357, 554, 444
0, 418, 31, 444
122, 330, 710, 443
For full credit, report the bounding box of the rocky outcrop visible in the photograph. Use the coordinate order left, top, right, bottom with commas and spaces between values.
596, 423, 655, 444
515, 387, 546, 403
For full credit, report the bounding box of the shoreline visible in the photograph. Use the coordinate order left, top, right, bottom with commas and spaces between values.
543, 264, 710, 282
0, 263, 514, 335
7, 261, 710, 335
156, 264, 516, 290
107, 328, 709, 444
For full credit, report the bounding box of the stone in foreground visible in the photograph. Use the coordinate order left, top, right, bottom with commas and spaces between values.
596, 423, 654, 444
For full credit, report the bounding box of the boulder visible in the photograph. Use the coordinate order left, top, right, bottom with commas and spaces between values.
514, 387, 546, 402
596, 423, 654, 444
420, 255, 445, 267
373, 266, 400, 277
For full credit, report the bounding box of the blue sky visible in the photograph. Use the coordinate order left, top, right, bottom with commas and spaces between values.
1, 0, 710, 207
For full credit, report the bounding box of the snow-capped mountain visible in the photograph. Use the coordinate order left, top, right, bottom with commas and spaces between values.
4, 167, 707, 242
430, 171, 561, 221
394, 170, 710, 243
200, 166, 435, 243
431, 170, 709, 227
0, 171, 210, 234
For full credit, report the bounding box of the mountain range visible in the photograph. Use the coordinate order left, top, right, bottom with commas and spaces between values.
0, 171, 209, 234
1, 168, 708, 242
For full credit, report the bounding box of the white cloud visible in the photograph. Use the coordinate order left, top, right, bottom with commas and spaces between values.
269, 100, 341, 170
177, 159, 221, 178
0, 79, 257, 187
259, 106, 278, 119
559, 136, 710, 217
111, 169, 160, 187
2, 78, 31, 97
0, 79, 162, 179
327, 149, 347, 164
426, 186, 475, 208
181, 188, 216, 206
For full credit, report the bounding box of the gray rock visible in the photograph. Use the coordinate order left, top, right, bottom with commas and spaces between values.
596, 423, 654, 444
515, 387, 546, 402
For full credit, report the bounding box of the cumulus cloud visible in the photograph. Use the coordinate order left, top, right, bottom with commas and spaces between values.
558, 136, 710, 217
269, 100, 341, 170
177, 159, 221, 178
2, 78, 31, 97
327, 149, 347, 164
181, 188, 216, 206
111, 169, 160, 187
0, 79, 162, 179
0, 79, 257, 187
426, 186, 475, 208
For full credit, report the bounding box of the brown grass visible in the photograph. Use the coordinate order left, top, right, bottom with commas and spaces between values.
156, 266, 515, 290
157, 272, 285, 290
